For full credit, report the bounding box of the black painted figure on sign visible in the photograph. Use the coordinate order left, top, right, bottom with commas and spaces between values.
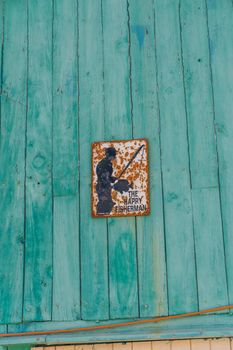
96, 147, 132, 214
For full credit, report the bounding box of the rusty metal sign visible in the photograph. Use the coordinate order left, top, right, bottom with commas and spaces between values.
92, 139, 150, 218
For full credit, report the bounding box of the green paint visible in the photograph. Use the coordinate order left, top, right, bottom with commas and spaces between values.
192, 187, 228, 309
53, 196, 80, 320
52, 0, 80, 321
154, 0, 198, 314
102, 0, 139, 319
53, 0, 78, 197
5, 314, 233, 346
128, 0, 168, 317
0, 0, 27, 323
78, 0, 109, 320
8, 345, 31, 350
206, 0, 233, 305
0, 325, 7, 350
24, 0, 53, 321
180, 0, 218, 189
0, 0, 233, 342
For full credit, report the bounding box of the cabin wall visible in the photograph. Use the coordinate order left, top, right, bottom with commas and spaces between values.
1, 0, 233, 346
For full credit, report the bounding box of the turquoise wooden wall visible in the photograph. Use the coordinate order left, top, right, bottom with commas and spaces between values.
1, 0, 233, 345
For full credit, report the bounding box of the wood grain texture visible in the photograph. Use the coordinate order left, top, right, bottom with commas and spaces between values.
53, 196, 80, 320
24, 0, 53, 321
192, 188, 228, 310
7, 326, 233, 346
52, 0, 78, 197
78, 0, 109, 320
102, 0, 139, 319
0, 0, 27, 324
0, 0, 2, 87
154, 0, 198, 314
180, 0, 218, 189
206, 0, 233, 305
128, 0, 168, 317
52, 0, 80, 321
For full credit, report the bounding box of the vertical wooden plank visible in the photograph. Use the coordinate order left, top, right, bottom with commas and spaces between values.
154, 0, 198, 314
24, 0, 53, 321
210, 339, 231, 350
102, 0, 139, 319
206, 0, 233, 304
53, 196, 80, 320
128, 0, 168, 317
0, 0, 3, 89
180, 0, 218, 189
152, 341, 170, 350
78, 0, 109, 319
52, 0, 80, 321
0, 0, 27, 323
192, 188, 228, 309
53, 0, 78, 197
0, 0, 3, 322
191, 339, 210, 350
171, 341, 190, 350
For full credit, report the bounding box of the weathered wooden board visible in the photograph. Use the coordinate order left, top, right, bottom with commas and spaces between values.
0, 0, 27, 323
154, 0, 198, 314
128, 0, 167, 317
0, 326, 7, 350
78, 0, 109, 320
102, 0, 139, 319
192, 188, 228, 310
52, 0, 80, 321
206, 0, 233, 305
24, 0, 53, 321
6, 315, 233, 345
180, 0, 218, 189
52, 0, 78, 197
53, 196, 80, 320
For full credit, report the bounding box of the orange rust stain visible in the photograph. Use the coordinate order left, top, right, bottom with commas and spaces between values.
92, 139, 149, 218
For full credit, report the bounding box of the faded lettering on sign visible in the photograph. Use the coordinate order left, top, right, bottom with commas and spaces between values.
92, 139, 150, 218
